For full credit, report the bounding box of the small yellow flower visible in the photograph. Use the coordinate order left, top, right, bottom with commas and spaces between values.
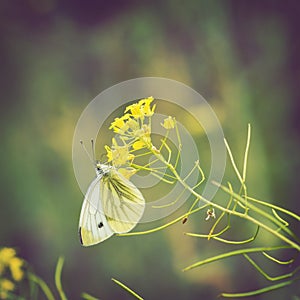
161, 116, 176, 130
0, 279, 14, 291
132, 140, 146, 150
125, 96, 155, 119
140, 96, 156, 117
109, 114, 130, 133
0, 248, 16, 265
105, 139, 134, 166
0, 279, 15, 299
0, 248, 24, 299
9, 257, 24, 281
105, 145, 113, 162
125, 103, 144, 119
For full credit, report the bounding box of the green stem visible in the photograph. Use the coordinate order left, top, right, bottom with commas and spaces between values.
111, 278, 144, 300
55, 257, 67, 300
186, 226, 259, 245
247, 196, 300, 222
262, 251, 295, 265
28, 272, 55, 300
243, 254, 300, 281
81, 292, 100, 300
182, 245, 293, 271
118, 204, 208, 237
220, 277, 300, 298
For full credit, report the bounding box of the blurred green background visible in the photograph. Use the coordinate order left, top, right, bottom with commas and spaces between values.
1, 0, 300, 299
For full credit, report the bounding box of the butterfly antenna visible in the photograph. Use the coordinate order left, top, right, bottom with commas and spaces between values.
80, 140, 94, 163
91, 139, 96, 162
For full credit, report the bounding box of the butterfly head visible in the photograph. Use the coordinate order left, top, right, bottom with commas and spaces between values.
95, 161, 102, 171
95, 161, 111, 176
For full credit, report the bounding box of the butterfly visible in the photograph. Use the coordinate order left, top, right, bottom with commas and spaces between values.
78, 161, 145, 246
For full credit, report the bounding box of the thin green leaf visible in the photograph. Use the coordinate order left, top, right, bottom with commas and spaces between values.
183, 245, 292, 272
186, 226, 259, 245
28, 272, 55, 300
208, 182, 234, 238
111, 278, 144, 300
224, 137, 248, 212
272, 209, 289, 226
152, 186, 187, 208
247, 196, 300, 222
81, 292, 100, 300
262, 251, 295, 265
185, 225, 230, 239
224, 138, 243, 185
243, 254, 299, 281
118, 204, 208, 237
220, 277, 299, 298
55, 256, 67, 300
242, 124, 251, 182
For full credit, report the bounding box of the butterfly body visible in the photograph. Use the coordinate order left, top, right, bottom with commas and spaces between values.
79, 163, 145, 246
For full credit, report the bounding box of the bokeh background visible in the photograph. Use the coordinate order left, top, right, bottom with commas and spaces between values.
1, 0, 300, 299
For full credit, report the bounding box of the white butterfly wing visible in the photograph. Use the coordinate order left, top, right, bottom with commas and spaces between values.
79, 175, 114, 246
101, 169, 145, 234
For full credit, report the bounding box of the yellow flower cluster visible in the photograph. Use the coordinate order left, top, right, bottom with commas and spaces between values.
161, 116, 176, 130
105, 138, 134, 166
0, 248, 24, 299
106, 97, 155, 169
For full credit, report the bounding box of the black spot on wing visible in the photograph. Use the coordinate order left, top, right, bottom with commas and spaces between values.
79, 227, 83, 245
98, 222, 104, 228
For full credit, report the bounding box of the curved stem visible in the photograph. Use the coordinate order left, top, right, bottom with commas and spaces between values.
183, 245, 293, 272
247, 196, 300, 222
187, 225, 260, 245
111, 278, 144, 300
243, 254, 300, 281
118, 204, 208, 237
55, 257, 67, 300
28, 272, 55, 300
220, 277, 300, 298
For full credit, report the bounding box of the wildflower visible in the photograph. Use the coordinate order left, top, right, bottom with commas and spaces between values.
205, 208, 216, 221
132, 140, 146, 150
161, 116, 176, 130
125, 102, 144, 119
106, 97, 156, 168
0, 248, 24, 281
0, 248, 16, 267
125, 96, 155, 119
105, 145, 113, 162
105, 139, 134, 166
0, 279, 14, 299
9, 257, 23, 281
140, 96, 156, 117
0, 247, 24, 299
109, 114, 130, 133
